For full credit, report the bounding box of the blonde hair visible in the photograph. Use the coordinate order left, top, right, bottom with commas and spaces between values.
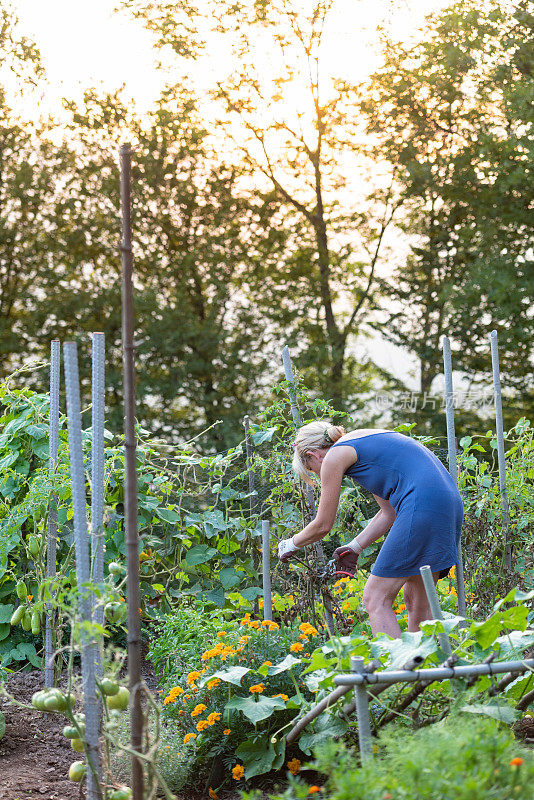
291, 420, 346, 485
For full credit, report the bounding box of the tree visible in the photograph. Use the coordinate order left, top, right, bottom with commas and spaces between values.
123, 0, 403, 411
360, 0, 533, 424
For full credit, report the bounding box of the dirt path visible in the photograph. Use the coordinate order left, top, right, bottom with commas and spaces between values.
0, 671, 80, 800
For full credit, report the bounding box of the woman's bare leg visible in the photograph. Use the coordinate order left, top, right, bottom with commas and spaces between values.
362, 574, 409, 638
402, 571, 441, 632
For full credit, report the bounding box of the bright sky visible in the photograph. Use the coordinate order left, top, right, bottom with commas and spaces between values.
10, 0, 454, 395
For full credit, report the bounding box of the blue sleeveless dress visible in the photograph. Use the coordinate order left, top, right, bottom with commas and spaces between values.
331, 432, 464, 578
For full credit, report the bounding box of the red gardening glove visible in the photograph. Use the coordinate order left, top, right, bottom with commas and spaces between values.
332, 545, 359, 577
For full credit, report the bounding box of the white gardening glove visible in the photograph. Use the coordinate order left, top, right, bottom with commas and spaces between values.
278, 536, 302, 563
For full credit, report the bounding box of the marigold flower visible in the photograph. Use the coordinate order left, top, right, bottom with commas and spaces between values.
207, 678, 221, 690
223, 729, 231, 735
232, 764, 245, 780
209, 789, 218, 799
272, 693, 289, 701
299, 634, 309, 640
308, 788, 321, 795
191, 703, 207, 717
266, 621, 279, 631
342, 601, 350, 611
249, 620, 260, 629
239, 635, 251, 644
290, 642, 304, 652
249, 684, 265, 694
217, 631, 226, 637
207, 712, 221, 725
183, 733, 196, 744
163, 696, 172, 705
299, 623, 318, 636
168, 686, 183, 698
262, 661, 273, 667
196, 719, 209, 732
510, 758, 524, 767
287, 758, 301, 775
187, 671, 201, 685
397, 604, 406, 613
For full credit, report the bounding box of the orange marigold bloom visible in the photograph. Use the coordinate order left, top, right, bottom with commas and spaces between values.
299, 623, 318, 636
232, 764, 245, 780
196, 719, 209, 732
308, 788, 321, 795
191, 703, 207, 717
187, 671, 201, 685
209, 789, 218, 799
262, 661, 273, 667
178, 710, 184, 716
183, 733, 196, 744
223, 728, 231, 735
207, 678, 221, 690
272, 694, 289, 701
290, 642, 304, 652
249, 620, 260, 629
510, 757, 524, 767
287, 758, 301, 775
217, 631, 226, 637
397, 604, 406, 613
249, 684, 265, 694
207, 712, 221, 725
163, 696, 173, 705
299, 634, 309, 640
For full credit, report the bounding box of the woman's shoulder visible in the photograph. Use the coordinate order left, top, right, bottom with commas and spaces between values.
337, 428, 391, 443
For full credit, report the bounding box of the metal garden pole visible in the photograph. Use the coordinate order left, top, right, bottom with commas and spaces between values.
91, 332, 105, 680
419, 565, 452, 658
63, 342, 102, 800
45, 339, 60, 688
281, 345, 336, 635
243, 415, 261, 587
441, 336, 467, 616
120, 142, 144, 800
490, 330, 512, 570
351, 656, 373, 763
261, 520, 273, 621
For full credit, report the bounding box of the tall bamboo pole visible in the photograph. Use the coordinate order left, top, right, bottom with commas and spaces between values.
490, 330, 512, 570
441, 336, 467, 616
91, 332, 105, 680
119, 142, 144, 798
45, 339, 60, 688
63, 342, 102, 800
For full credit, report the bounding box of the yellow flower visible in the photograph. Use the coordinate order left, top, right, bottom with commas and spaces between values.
261, 620, 272, 628
299, 623, 318, 636
196, 719, 209, 732
249, 684, 265, 694
262, 661, 273, 667
249, 620, 260, 629
209, 789, 218, 799
287, 758, 301, 775
259, 598, 264, 608
207, 712, 221, 725
239, 635, 251, 644
299, 634, 309, 641
168, 686, 183, 698
272, 694, 289, 701
183, 733, 197, 744
265, 621, 279, 631
232, 764, 245, 780
187, 671, 201, 685
223, 728, 231, 735
191, 703, 207, 717
217, 631, 226, 637
290, 642, 304, 652
207, 678, 221, 690
163, 696, 173, 705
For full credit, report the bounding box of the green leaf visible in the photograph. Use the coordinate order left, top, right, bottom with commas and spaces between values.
0, 710, 5, 741
225, 695, 285, 724
371, 630, 438, 669
31, 440, 49, 460
470, 615, 502, 649
267, 654, 301, 675
236, 737, 279, 779
155, 507, 180, 524
0, 624, 10, 641
299, 714, 348, 755
184, 545, 218, 566
251, 427, 277, 445
240, 586, 263, 602
504, 672, 533, 701
0, 604, 14, 624
219, 567, 241, 590
211, 665, 250, 686
459, 702, 518, 724
204, 587, 225, 607
0, 451, 18, 472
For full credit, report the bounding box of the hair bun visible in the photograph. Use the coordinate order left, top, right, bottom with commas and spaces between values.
326, 425, 345, 443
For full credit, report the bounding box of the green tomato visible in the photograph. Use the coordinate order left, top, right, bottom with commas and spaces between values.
31, 691, 47, 711
31, 611, 41, 635
100, 678, 120, 697
10, 606, 25, 626
70, 738, 85, 753
63, 725, 80, 739
28, 536, 40, 557
16, 581, 28, 600
110, 788, 132, 800
68, 761, 87, 782
108, 562, 123, 576
44, 691, 68, 712
65, 692, 76, 709
106, 686, 129, 711
21, 611, 32, 631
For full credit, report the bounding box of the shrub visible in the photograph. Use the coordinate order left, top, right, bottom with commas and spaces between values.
248, 713, 534, 800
